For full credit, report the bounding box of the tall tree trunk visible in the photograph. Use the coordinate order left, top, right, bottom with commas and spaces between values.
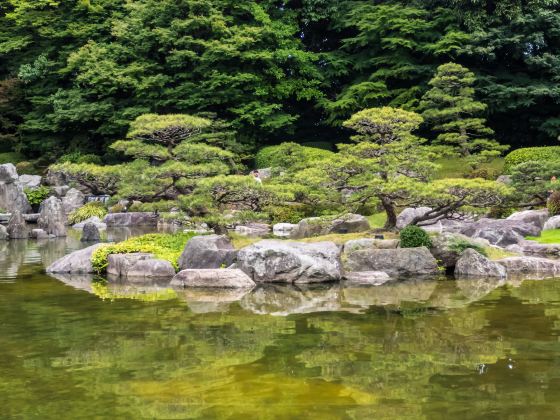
380, 195, 397, 230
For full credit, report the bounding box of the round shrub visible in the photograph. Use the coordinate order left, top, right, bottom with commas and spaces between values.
255, 142, 334, 170
548, 191, 560, 216
399, 225, 433, 248
504, 146, 560, 172
68, 201, 107, 225
24, 186, 51, 206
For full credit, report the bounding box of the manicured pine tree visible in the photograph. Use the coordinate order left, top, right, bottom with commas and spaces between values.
420, 62, 508, 167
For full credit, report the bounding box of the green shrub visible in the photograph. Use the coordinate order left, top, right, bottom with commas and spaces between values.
255, 142, 334, 170
128, 200, 177, 212
265, 204, 308, 224
0, 152, 25, 165
504, 146, 560, 172
91, 232, 196, 273
58, 152, 102, 165
68, 201, 107, 225
109, 203, 125, 213
399, 225, 433, 248
448, 239, 487, 257
24, 186, 51, 206
15, 161, 38, 174
548, 191, 560, 216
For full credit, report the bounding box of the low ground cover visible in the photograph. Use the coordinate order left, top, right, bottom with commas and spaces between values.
526, 230, 560, 244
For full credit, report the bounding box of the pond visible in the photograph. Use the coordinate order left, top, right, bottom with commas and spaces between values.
2, 231, 560, 418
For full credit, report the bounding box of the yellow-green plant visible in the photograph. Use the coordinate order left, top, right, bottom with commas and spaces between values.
68, 201, 107, 225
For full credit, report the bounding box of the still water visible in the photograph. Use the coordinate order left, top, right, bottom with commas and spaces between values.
2, 231, 560, 419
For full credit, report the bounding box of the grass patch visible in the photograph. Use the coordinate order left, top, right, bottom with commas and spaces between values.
526, 229, 560, 244
367, 212, 387, 229
484, 246, 519, 260
91, 232, 196, 273
435, 157, 504, 179
229, 232, 262, 250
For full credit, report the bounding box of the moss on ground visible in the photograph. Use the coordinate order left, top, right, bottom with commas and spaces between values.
526, 229, 560, 244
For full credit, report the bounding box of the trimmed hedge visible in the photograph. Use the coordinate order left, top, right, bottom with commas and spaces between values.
255, 142, 334, 169
504, 146, 560, 172
399, 225, 432, 248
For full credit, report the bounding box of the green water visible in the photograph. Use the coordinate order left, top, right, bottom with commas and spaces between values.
2, 235, 560, 419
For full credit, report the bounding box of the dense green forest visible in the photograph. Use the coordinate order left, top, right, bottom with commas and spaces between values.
1, 0, 559, 162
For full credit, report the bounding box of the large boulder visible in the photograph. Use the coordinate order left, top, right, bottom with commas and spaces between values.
0, 224, 7, 240
237, 240, 342, 284
104, 212, 159, 226
17, 174, 42, 189
62, 188, 85, 214
344, 247, 439, 278
38, 196, 67, 237
396, 207, 433, 230
73, 216, 107, 229
454, 249, 506, 278
497, 256, 560, 279
0, 163, 31, 214
506, 240, 560, 256
171, 269, 255, 289
107, 253, 175, 279
46, 244, 104, 273
506, 209, 549, 230
81, 222, 100, 242
178, 235, 237, 270
7, 210, 27, 239
290, 213, 370, 239
460, 218, 541, 247
429, 232, 490, 270
543, 215, 560, 231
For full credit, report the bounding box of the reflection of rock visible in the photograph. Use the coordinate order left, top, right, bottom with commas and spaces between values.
454, 249, 506, 278
344, 247, 438, 278
7, 210, 27, 239
455, 277, 506, 301
176, 288, 252, 313
237, 240, 342, 283
171, 269, 255, 288
46, 244, 103, 273
178, 234, 236, 270
47, 273, 95, 293
341, 279, 439, 308
240, 284, 341, 316
343, 271, 391, 285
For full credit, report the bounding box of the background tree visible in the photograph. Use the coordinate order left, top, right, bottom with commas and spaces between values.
420, 62, 508, 167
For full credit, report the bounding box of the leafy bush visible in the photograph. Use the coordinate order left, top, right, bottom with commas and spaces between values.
0, 152, 25, 165
58, 152, 102, 165
91, 232, 196, 273
16, 161, 38, 174
448, 239, 487, 257
255, 143, 334, 170
399, 225, 433, 248
68, 202, 107, 225
24, 186, 51, 206
548, 191, 560, 216
265, 204, 308, 224
504, 146, 560, 172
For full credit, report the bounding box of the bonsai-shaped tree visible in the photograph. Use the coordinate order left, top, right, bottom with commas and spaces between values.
420, 63, 508, 167
111, 114, 239, 200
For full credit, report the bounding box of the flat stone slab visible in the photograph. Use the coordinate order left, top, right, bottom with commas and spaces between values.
171, 269, 256, 289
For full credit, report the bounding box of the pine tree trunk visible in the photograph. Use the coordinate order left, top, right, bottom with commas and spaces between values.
381, 196, 397, 230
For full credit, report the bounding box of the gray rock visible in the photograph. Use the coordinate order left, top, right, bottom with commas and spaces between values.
62, 188, 85, 214
107, 253, 175, 279
430, 232, 488, 270
38, 196, 67, 237
237, 240, 342, 284
81, 222, 100, 242
454, 248, 506, 278
343, 238, 399, 255
23, 213, 40, 223
460, 218, 541, 247
234, 223, 270, 237
17, 174, 42, 189
46, 244, 104, 273
52, 186, 70, 198
396, 207, 433, 230
0, 224, 7, 240
290, 213, 370, 239
506, 209, 549, 229
31, 228, 50, 239
343, 271, 391, 285
7, 210, 27, 239
497, 256, 560, 279
73, 216, 107, 229
344, 247, 439, 278
171, 269, 255, 289
178, 235, 237, 270
272, 223, 298, 237
0, 163, 18, 183
104, 212, 159, 226
506, 240, 560, 256
544, 215, 560, 231
0, 164, 31, 214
